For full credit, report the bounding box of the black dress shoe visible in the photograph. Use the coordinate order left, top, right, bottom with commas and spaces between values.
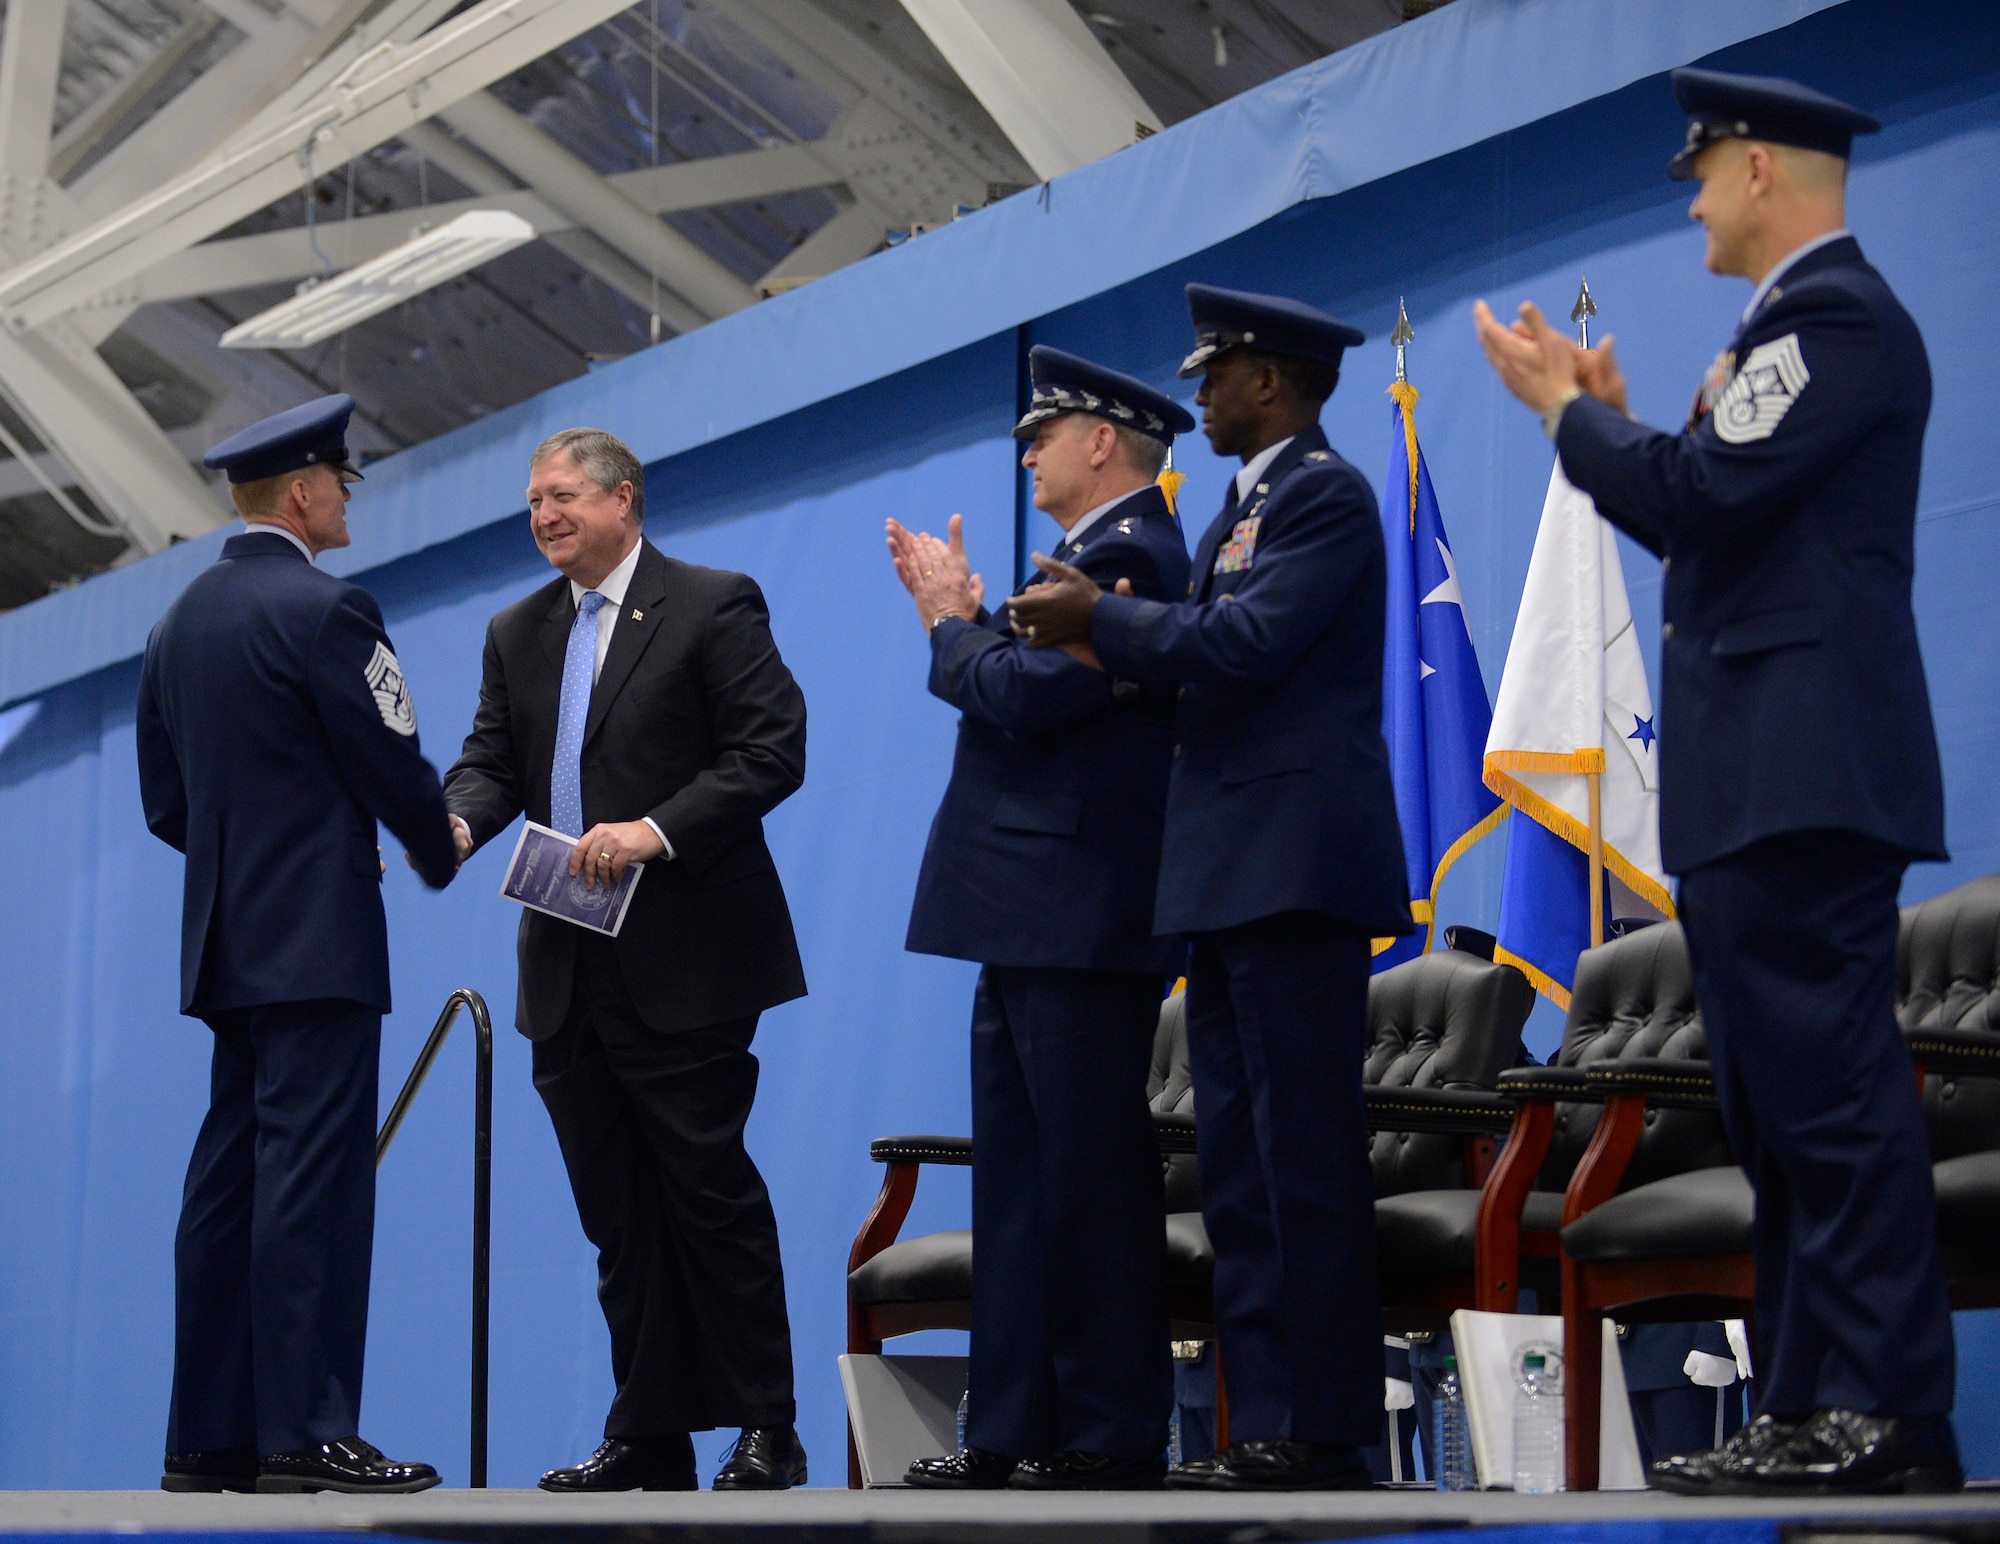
539, 1437, 698, 1492
713, 1426, 807, 1490
1649, 1413, 1801, 1494
1164, 1438, 1371, 1491
257, 1436, 440, 1494
1008, 1450, 1164, 1490
162, 1448, 259, 1493
905, 1447, 1016, 1488
1728, 1409, 1964, 1495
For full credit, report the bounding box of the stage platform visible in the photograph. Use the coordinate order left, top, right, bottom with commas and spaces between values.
5, 1486, 2000, 1544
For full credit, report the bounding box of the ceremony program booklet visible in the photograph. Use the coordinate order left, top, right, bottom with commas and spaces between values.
499, 820, 644, 937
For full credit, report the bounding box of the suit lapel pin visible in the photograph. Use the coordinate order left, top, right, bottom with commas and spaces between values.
631, 609, 644, 621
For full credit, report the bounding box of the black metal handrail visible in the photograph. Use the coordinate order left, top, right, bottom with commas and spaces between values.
376, 988, 492, 1489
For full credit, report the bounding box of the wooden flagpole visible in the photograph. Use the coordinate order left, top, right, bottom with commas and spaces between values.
1587, 768, 1605, 947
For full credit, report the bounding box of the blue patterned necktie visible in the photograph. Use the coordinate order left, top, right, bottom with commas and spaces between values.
551, 590, 607, 837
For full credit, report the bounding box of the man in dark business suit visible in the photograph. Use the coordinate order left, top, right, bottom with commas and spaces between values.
887, 347, 1192, 1491
445, 429, 810, 1492
1475, 70, 1958, 1496
1012, 287, 1413, 1490
138, 393, 458, 1495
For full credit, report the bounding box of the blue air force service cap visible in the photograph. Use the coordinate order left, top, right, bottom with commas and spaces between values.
1667, 68, 1880, 180
1013, 345, 1196, 443
203, 393, 364, 485
1178, 283, 1365, 378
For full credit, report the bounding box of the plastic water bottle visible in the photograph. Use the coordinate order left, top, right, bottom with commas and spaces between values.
1512, 1351, 1563, 1493
1433, 1353, 1474, 1490
956, 1388, 969, 1455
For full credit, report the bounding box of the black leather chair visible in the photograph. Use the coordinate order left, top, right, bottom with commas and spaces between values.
1904, 873, 2000, 1310
1526, 872, 2000, 1488
1460, 921, 1742, 1490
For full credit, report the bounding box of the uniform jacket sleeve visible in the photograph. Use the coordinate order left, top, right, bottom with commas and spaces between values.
444, 620, 523, 850
1557, 287, 1887, 557
927, 534, 1166, 735
135, 643, 188, 853
1089, 467, 1376, 688
306, 588, 459, 889
644, 574, 806, 874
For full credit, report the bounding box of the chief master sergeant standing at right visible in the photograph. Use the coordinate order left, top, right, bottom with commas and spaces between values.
1475, 68, 1958, 1496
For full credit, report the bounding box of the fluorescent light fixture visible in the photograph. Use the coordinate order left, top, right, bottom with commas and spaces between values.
220, 210, 536, 349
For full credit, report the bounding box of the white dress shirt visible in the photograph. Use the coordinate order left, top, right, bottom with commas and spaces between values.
570, 537, 644, 682
242, 521, 314, 563
1233, 435, 1296, 505
1741, 227, 1851, 324
567, 538, 674, 860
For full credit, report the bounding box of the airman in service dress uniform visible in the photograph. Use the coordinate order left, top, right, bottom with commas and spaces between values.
888, 347, 1192, 1490
137, 395, 460, 1495
1012, 289, 1412, 1491
1474, 70, 1959, 1496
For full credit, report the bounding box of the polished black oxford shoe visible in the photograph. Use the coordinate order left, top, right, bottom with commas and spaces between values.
162, 1448, 259, 1493
1730, 1409, 1964, 1495
905, 1447, 1016, 1488
1163, 1438, 1371, 1491
712, 1426, 808, 1490
539, 1436, 697, 1492
257, 1436, 440, 1494
1008, 1450, 1164, 1490
1649, 1413, 1802, 1494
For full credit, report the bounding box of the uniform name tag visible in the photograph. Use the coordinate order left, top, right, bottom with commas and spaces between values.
1212, 515, 1261, 575
364, 641, 417, 736
1712, 333, 1810, 445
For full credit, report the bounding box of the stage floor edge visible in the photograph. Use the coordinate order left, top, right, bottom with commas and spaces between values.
3, 1485, 2000, 1544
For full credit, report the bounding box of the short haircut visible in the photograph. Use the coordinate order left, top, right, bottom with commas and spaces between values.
1113, 423, 1170, 479
1240, 347, 1340, 409
531, 427, 645, 524
229, 472, 287, 521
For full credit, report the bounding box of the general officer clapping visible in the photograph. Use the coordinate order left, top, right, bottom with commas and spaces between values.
138, 395, 459, 1495
1474, 70, 1959, 1496
887, 347, 1191, 1490
1011, 292, 1411, 1491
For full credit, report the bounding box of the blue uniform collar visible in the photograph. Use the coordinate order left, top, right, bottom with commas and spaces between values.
1740, 232, 1863, 326
222, 529, 314, 564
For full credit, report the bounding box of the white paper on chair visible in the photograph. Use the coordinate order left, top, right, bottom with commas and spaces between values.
1448, 1309, 1645, 1489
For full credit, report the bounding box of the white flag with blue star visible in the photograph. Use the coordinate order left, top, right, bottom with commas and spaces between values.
1483, 459, 1672, 1005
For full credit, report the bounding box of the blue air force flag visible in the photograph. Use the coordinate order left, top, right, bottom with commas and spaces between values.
1377, 383, 1505, 970
1484, 460, 1674, 1005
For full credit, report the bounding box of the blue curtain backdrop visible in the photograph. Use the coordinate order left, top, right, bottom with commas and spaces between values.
2, 0, 1998, 1486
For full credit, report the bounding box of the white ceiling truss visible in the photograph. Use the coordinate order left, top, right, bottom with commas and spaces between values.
0, 0, 1412, 599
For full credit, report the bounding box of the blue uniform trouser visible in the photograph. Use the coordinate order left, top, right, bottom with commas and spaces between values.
1186, 911, 1382, 1446
967, 965, 1171, 1461
1678, 832, 1955, 1418
167, 999, 381, 1456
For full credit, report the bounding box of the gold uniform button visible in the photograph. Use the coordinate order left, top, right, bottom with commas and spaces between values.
1662, 622, 1675, 641
1173, 744, 1182, 759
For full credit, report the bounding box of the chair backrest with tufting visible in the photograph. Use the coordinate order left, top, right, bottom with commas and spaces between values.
1541, 922, 1734, 1193
1366, 948, 1536, 1195
1901, 874, 2000, 1162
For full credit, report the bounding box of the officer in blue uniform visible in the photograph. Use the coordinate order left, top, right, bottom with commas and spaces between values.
1474, 70, 1959, 1495
1012, 290, 1412, 1490
137, 395, 460, 1495
886, 347, 1193, 1490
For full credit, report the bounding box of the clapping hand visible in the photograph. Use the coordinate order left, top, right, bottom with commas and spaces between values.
886, 513, 984, 630
1471, 299, 1584, 414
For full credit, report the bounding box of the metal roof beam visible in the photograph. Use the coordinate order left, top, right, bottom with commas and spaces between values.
893, 0, 1159, 181
435, 90, 755, 323
0, 0, 70, 180
0, 0, 648, 329
131, 140, 843, 303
